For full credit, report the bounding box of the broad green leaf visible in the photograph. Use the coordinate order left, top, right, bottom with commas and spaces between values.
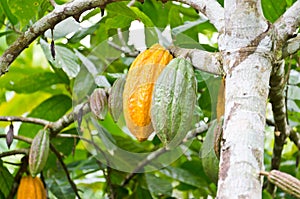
40, 39, 80, 78
0, 0, 18, 25
69, 23, 100, 44
105, 15, 133, 29
129, 186, 152, 199
200, 120, 220, 183
261, 0, 287, 23
160, 166, 208, 188
44, 17, 80, 40
145, 173, 172, 198
168, 7, 183, 28
9, 0, 40, 28
46, 172, 76, 199
6, 72, 66, 93
38, 0, 51, 19
106, 2, 136, 18
138, 0, 169, 28
18, 94, 72, 140
0, 160, 14, 198
51, 128, 79, 156
0, 92, 51, 122
130, 7, 154, 27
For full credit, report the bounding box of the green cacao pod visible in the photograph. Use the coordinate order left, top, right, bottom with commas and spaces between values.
108, 75, 126, 122
200, 119, 219, 183
90, 88, 108, 120
123, 44, 173, 141
17, 175, 47, 199
151, 57, 197, 147
29, 129, 50, 178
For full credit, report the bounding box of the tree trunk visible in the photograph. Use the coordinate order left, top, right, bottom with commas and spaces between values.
217, 1, 273, 198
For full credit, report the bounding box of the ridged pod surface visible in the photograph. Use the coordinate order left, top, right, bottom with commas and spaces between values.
90, 88, 108, 120
151, 57, 197, 147
17, 176, 46, 199
29, 129, 50, 178
108, 75, 126, 122
123, 44, 173, 141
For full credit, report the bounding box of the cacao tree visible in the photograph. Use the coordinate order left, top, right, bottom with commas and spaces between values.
0, 0, 299, 198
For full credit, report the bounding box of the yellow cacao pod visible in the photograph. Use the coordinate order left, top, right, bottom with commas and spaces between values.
17, 176, 47, 199
123, 44, 173, 141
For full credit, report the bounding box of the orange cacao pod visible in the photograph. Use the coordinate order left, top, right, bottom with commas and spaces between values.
123, 44, 173, 141
17, 176, 46, 199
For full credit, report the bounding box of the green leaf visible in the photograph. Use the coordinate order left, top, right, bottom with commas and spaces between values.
0, 161, 14, 198
44, 17, 80, 40
18, 94, 72, 139
51, 128, 79, 156
261, 0, 287, 22
105, 15, 133, 29
129, 186, 152, 199
6, 72, 66, 93
200, 120, 220, 183
69, 23, 100, 44
106, 2, 137, 18
46, 172, 76, 199
40, 39, 80, 78
9, 0, 40, 28
130, 7, 154, 27
0, 0, 18, 25
168, 7, 183, 28
145, 173, 173, 198
160, 166, 208, 189
139, 0, 169, 28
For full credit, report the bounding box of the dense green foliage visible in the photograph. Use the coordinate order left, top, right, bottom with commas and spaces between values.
0, 0, 299, 198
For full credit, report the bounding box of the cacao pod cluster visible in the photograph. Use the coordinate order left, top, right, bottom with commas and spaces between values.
91, 43, 197, 146
122, 43, 197, 146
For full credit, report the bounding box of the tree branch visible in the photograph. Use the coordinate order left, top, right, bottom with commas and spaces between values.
0, 149, 28, 158
273, 1, 300, 59
289, 129, 300, 151
282, 34, 300, 58
268, 60, 289, 194
0, 102, 89, 136
0, 116, 49, 126
50, 102, 90, 135
168, 46, 223, 75
176, 0, 224, 32
0, 0, 117, 76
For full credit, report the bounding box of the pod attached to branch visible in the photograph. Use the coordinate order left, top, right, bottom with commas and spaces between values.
151, 57, 197, 147
29, 129, 50, 178
123, 43, 173, 141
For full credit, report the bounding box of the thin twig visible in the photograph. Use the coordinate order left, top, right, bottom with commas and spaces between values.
0, 134, 33, 144
0, 102, 90, 136
289, 130, 300, 151
49, 0, 57, 8
50, 144, 82, 199
121, 122, 209, 186
0, 149, 28, 158
7, 156, 29, 199
0, 116, 49, 126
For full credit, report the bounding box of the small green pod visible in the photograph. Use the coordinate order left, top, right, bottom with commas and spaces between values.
29, 129, 50, 177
